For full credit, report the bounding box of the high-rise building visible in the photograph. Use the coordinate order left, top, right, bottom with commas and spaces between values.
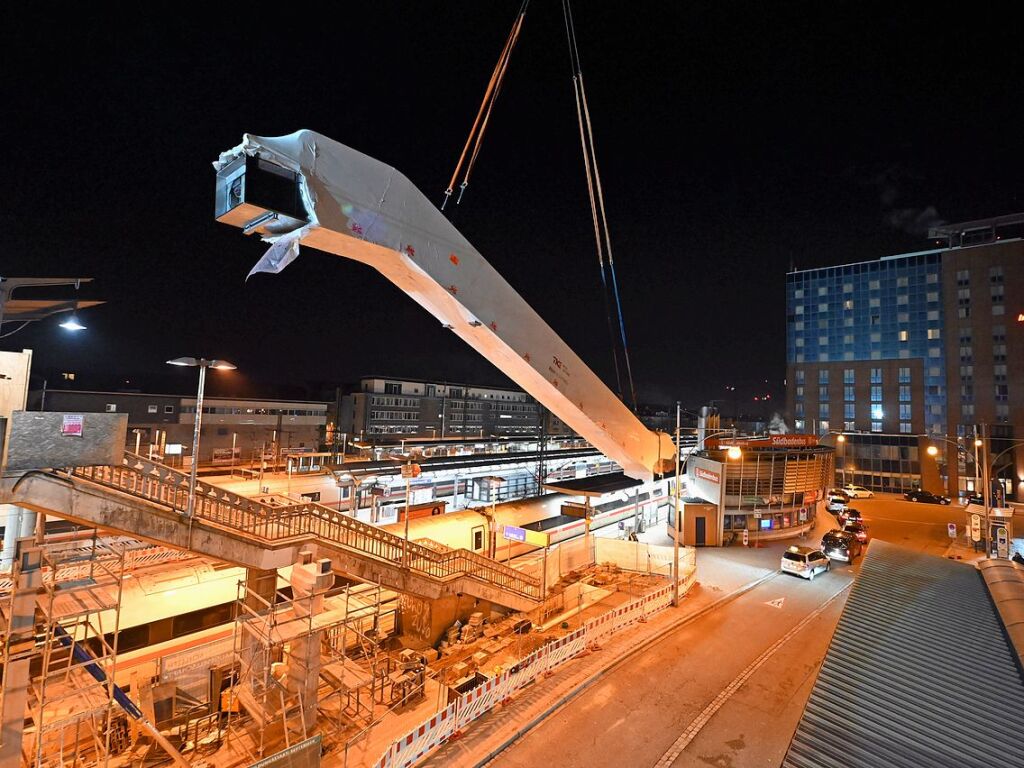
785, 214, 1024, 500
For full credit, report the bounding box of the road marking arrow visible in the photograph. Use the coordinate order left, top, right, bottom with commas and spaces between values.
765, 598, 785, 609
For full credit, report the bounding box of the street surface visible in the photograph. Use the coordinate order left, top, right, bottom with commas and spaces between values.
474, 493, 972, 768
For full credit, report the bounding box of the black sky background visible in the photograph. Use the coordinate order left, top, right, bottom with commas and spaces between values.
3, 3, 1022, 411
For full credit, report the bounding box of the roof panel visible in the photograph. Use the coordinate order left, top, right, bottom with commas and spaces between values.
784, 540, 1024, 768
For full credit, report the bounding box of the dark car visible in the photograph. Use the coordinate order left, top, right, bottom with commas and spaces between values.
821, 529, 863, 563
839, 507, 864, 525
843, 521, 869, 543
964, 494, 985, 506
904, 489, 951, 505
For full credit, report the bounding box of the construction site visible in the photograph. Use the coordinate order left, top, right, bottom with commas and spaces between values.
0, 447, 695, 768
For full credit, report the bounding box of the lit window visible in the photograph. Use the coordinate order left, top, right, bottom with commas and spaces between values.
147, 405, 158, 414
900, 422, 912, 433
899, 367, 911, 383
843, 299, 854, 310
899, 330, 909, 341
871, 421, 883, 432
871, 404, 883, 420
927, 328, 940, 339
105, 404, 117, 412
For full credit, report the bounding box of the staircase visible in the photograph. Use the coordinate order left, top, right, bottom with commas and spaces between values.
3, 453, 540, 611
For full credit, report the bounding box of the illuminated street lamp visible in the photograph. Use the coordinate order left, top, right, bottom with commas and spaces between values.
167, 357, 237, 518
58, 311, 87, 331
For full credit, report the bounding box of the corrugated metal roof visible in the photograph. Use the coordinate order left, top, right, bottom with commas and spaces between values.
784, 540, 1024, 768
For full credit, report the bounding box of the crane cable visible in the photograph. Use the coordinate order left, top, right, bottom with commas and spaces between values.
442, 1, 529, 210
561, 0, 638, 411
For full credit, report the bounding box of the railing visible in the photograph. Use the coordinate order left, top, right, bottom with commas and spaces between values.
69, 453, 541, 602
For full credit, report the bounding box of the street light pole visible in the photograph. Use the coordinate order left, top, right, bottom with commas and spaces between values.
167, 357, 236, 520
672, 401, 681, 606
981, 423, 991, 559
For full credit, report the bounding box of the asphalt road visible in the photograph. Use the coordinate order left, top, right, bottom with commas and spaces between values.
485, 493, 965, 768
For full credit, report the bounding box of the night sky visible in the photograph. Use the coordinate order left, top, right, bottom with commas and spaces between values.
4, 4, 1021, 411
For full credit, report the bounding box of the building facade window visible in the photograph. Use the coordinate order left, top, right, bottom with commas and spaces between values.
899, 367, 911, 383
871, 386, 882, 402
871, 368, 882, 384
899, 385, 911, 402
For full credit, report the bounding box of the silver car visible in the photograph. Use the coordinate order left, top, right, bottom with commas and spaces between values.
781, 546, 831, 580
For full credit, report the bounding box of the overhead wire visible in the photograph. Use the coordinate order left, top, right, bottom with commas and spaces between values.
561, 0, 638, 411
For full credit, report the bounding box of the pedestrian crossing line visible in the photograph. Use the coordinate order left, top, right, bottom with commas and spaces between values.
652, 582, 852, 768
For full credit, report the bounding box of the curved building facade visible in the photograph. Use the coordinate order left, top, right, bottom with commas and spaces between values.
681, 442, 834, 545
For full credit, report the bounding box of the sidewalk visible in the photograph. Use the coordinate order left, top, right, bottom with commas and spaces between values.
416, 540, 793, 768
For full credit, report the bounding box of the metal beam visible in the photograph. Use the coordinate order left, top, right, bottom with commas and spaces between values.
215, 131, 675, 480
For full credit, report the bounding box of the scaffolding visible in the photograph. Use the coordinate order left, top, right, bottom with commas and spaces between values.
227, 574, 384, 760
0, 536, 128, 768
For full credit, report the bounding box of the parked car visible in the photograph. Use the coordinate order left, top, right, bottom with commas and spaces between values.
904, 489, 951, 505
827, 495, 849, 513
781, 546, 831, 580
842, 484, 874, 499
821, 529, 863, 563
828, 488, 852, 503
963, 494, 985, 506
843, 521, 870, 543
838, 507, 864, 525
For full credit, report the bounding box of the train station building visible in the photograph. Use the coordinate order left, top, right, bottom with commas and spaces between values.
671, 436, 834, 546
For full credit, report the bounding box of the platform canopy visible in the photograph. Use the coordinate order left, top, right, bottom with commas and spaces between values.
542, 472, 642, 498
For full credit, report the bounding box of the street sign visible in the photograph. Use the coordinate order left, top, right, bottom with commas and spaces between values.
970, 513, 982, 543
401, 463, 421, 479
502, 525, 527, 543
947, 523, 957, 539
753, 512, 762, 519
60, 414, 83, 437
742, 529, 749, 546
996, 527, 1009, 559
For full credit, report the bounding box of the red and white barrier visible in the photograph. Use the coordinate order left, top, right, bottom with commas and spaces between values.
374, 582, 679, 768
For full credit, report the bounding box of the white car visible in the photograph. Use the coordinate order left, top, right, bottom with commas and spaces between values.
826, 495, 849, 513
781, 546, 831, 580
842, 484, 874, 499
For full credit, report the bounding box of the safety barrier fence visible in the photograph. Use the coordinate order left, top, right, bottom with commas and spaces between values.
69, 453, 540, 602
372, 582, 676, 768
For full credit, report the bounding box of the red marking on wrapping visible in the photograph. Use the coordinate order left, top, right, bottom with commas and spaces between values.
450, 253, 459, 265
523, 352, 531, 363
350, 222, 364, 235
405, 734, 414, 746
418, 725, 426, 737
552, 379, 559, 387
447, 285, 458, 295
490, 321, 498, 331
405, 245, 416, 257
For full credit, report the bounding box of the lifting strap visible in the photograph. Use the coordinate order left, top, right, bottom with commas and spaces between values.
561, 0, 638, 412
442, 1, 529, 210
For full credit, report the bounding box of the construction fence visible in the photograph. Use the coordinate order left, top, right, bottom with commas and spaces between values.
517, 538, 696, 590
371, 580, 681, 768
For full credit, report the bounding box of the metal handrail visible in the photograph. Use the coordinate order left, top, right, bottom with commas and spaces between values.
70, 453, 541, 601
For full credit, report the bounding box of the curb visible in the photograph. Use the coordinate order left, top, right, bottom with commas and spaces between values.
466, 569, 779, 768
